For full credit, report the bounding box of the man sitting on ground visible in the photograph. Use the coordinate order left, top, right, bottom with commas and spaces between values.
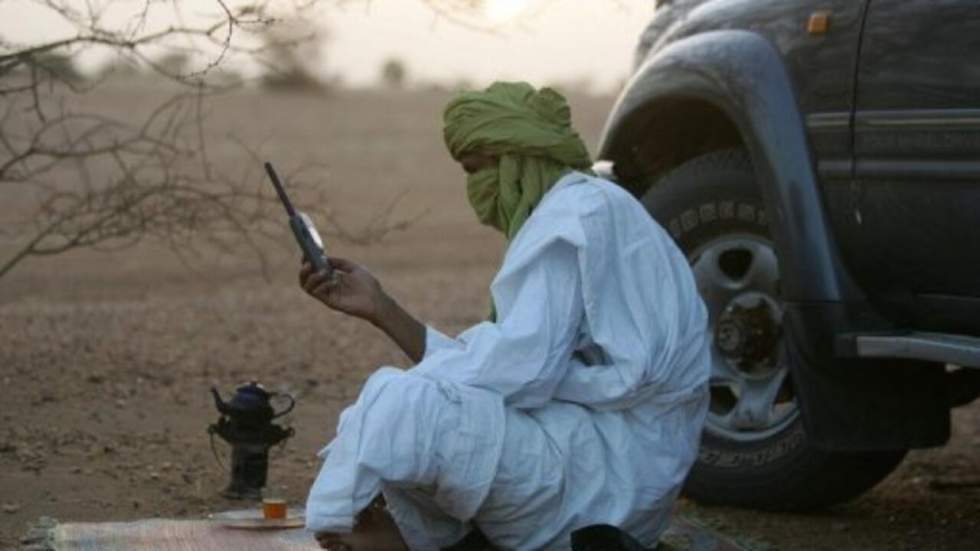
300, 81, 710, 550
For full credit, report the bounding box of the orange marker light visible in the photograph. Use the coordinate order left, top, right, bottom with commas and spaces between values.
807, 11, 831, 36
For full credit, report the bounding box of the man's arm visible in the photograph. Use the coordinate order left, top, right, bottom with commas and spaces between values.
372, 293, 426, 363
300, 258, 426, 363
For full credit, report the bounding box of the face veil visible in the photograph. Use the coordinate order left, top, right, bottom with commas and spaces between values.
443, 81, 593, 240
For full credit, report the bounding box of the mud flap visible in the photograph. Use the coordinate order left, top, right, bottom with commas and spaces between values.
785, 303, 951, 451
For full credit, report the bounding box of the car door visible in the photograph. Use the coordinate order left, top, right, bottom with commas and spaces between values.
836, 0, 980, 332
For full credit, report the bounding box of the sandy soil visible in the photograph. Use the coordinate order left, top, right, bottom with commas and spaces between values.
1, 86, 977, 550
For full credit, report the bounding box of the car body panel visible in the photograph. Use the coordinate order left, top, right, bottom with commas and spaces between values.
598, 0, 965, 449
825, 0, 980, 333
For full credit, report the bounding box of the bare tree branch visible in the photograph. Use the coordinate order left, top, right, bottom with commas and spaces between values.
0, 0, 500, 282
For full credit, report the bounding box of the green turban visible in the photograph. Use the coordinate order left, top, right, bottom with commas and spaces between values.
443, 81, 592, 240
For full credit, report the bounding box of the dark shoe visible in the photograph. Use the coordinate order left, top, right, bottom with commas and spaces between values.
570, 524, 649, 551
442, 528, 496, 551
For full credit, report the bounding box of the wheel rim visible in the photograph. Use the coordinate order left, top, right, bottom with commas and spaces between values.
689, 234, 798, 442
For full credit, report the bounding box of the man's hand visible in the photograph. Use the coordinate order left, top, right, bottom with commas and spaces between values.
299, 257, 427, 362
300, 257, 387, 325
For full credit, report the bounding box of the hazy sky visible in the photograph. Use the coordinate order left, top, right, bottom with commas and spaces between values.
1, 0, 654, 92
323, 1, 653, 91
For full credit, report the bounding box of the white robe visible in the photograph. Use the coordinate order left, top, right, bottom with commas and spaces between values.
306, 172, 711, 550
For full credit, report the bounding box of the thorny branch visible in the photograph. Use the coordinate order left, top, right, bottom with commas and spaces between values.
0, 82, 292, 280
0, 0, 423, 281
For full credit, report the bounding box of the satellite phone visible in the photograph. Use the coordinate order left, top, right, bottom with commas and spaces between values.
264, 162, 332, 276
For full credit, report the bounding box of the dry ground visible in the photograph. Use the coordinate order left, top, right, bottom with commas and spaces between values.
1, 86, 978, 550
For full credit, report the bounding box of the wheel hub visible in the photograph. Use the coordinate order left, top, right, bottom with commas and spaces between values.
688, 235, 798, 442
715, 294, 782, 370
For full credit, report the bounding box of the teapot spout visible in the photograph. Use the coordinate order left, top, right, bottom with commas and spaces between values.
210, 387, 229, 414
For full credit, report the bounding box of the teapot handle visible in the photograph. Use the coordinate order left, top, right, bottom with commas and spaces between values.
271, 393, 295, 419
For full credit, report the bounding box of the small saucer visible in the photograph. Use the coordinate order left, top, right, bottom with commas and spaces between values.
209, 508, 305, 530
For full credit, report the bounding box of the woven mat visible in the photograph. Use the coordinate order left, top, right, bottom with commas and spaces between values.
21, 511, 752, 551
21, 510, 319, 551
659, 515, 751, 551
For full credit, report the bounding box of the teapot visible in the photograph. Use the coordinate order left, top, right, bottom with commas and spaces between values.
210, 382, 294, 428
209, 381, 295, 500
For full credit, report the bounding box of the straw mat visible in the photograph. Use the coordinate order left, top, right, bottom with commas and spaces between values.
21, 511, 753, 550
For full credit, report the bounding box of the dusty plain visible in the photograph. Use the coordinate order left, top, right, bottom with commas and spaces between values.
1, 85, 978, 550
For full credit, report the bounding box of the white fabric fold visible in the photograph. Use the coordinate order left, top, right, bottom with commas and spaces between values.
423, 325, 462, 358
305, 368, 505, 534
413, 239, 582, 409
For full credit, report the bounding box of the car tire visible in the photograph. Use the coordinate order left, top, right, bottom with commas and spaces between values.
642, 148, 907, 511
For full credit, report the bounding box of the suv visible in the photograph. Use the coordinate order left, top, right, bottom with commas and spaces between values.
596, 0, 980, 510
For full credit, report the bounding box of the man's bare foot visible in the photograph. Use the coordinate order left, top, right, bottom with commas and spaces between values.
314, 532, 352, 551
314, 496, 407, 551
